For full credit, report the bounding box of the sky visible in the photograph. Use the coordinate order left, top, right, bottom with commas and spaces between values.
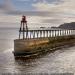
0, 0, 75, 28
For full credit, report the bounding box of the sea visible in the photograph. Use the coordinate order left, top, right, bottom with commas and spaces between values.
0, 28, 75, 74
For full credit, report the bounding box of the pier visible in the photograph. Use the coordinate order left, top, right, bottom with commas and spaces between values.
19, 28, 74, 39
14, 16, 75, 56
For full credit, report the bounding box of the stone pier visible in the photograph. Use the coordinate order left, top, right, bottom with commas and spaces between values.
14, 28, 75, 56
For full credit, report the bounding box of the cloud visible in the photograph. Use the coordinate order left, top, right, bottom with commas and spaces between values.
0, 0, 15, 14
32, 0, 63, 11
31, 0, 75, 26
0, 0, 75, 28
42, 18, 63, 24
17, 0, 29, 1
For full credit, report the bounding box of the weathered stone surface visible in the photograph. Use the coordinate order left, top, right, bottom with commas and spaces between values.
14, 35, 75, 56
14, 38, 49, 53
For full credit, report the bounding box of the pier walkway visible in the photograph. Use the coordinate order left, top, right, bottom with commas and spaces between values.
19, 28, 75, 39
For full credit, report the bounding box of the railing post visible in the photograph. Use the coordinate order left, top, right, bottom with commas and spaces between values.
47, 30, 48, 37
30, 31, 32, 39
55, 30, 56, 37
69, 29, 70, 35
33, 31, 35, 39
67, 30, 68, 35
43, 31, 45, 38
52, 30, 54, 37
49, 30, 51, 37
64, 30, 66, 36
40, 31, 42, 38
60, 30, 61, 36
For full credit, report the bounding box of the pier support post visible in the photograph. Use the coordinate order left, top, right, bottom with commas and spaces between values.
36, 31, 39, 38
52, 30, 54, 37
43, 31, 45, 38
23, 23, 25, 39
64, 30, 66, 36
60, 30, 62, 36
67, 30, 68, 35
49, 30, 51, 37
30, 31, 32, 39
62, 30, 64, 36
57, 30, 59, 36
55, 30, 57, 37
33, 31, 35, 39
40, 31, 42, 38
70, 30, 72, 35
69, 30, 71, 35
46, 31, 48, 37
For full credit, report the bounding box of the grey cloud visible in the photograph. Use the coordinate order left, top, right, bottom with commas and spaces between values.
0, 0, 62, 17
3, 8, 63, 25
6, 11, 51, 16
0, 0, 64, 26
0, 0, 14, 11
6, 10, 61, 17
42, 18, 63, 24
0, 2, 51, 16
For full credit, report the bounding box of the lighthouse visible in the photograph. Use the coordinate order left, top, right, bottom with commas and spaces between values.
19, 16, 28, 39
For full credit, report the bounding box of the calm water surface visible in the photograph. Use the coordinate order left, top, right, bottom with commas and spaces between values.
0, 28, 75, 74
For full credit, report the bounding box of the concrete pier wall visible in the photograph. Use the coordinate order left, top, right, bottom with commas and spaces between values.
14, 38, 49, 53
14, 35, 75, 56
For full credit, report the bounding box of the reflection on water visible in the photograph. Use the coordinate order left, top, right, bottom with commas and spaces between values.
0, 28, 75, 74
